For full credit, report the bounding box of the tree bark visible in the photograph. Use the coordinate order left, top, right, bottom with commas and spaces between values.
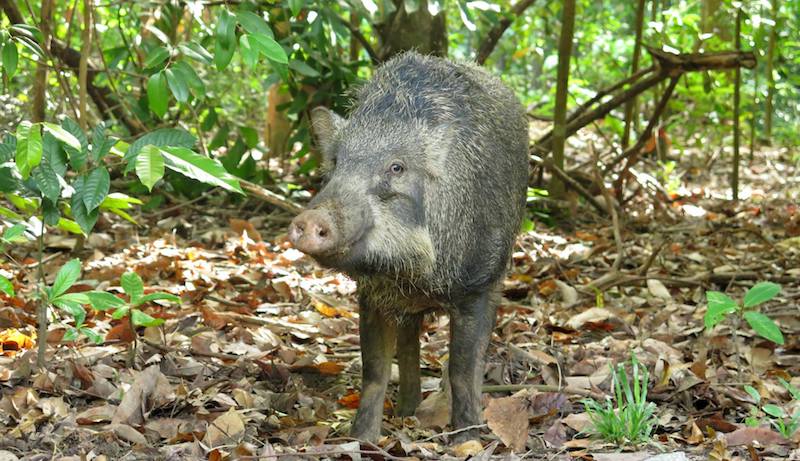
763, 0, 778, 142
377, 0, 447, 60
79, 0, 93, 130
548, 0, 576, 199
731, 7, 742, 200
622, 0, 647, 148
31, 0, 54, 122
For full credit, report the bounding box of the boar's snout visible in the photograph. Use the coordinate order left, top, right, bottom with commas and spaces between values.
288, 209, 337, 255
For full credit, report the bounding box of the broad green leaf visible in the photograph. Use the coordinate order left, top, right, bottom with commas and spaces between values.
56, 218, 83, 235
121, 272, 144, 304
165, 68, 189, 103
2, 41, 18, 77
52, 298, 86, 326
2, 223, 27, 242
106, 207, 137, 225
51, 258, 81, 299
100, 193, 143, 210
82, 168, 110, 212
704, 291, 739, 330
43, 133, 69, 176
214, 37, 235, 71
16, 122, 43, 179
32, 159, 61, 203
744, 385, 761, 403
123, 128, 196, 172
178, 42, 213, 64
81, 327, 104, 344
779, 378, 800, 401
143, 46, 170, 68
9, 25, 43, 42
86, 291, 126, 311
239, 35, 259, 68
160, 146, 244, 194
0, 166, 18, 193
42, 199, 60, 226
91, 124, 116, 161
111, 305, 130, 320
216, 9, 236, 48
131, 309, 165, 327
744, 311, 784, 345
62, 327, 78, 342
250, 33, 288, 64
288, 0, 304, 17
139, 292, 180, 305
15, 35, 44, 59
54, 292, 91, 305
69, 193, 99, 234
0, 275, 13, 296
136, 145, 165, 192
172, 61, 204, 92
289, 60, 320, 77
42, 123, 81, 150
236, 11, 273, 37
147, 71, 169, 118
61, 118, 88, 170
743, 282, 781, 308
763, 404, 784, 418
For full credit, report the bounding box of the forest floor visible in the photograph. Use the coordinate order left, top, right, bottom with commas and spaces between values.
0, 126, 799, 460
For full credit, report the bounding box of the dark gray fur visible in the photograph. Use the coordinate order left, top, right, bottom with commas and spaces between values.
298, 51, 529, 442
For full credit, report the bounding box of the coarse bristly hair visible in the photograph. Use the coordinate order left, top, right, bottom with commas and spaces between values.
310, 51, 529, 313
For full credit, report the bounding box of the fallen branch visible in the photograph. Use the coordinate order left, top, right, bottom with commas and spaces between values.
240, 179, 305, 215
532, 155, 607, 215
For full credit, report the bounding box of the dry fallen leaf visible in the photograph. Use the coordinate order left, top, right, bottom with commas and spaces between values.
484, 394, 529, 451
452, 440, 483, 457
204, 408, 246, 447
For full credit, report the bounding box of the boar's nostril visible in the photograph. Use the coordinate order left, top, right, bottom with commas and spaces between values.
318, 228, 328, 238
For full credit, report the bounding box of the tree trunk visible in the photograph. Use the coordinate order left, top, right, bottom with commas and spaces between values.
763, 0, 778, 143
548, 0, 576, 199
31, 0, 54, 122
377, 0, 447, 60
78, 0, 93, 130
622, 0, 646, 148
731, 7, 742, 201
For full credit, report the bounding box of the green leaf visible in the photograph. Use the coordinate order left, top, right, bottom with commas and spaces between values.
744, 311, 784, 345
165, 68, 189, 103
3, 223, 27, 242
147, 71, 169, 118
236, 11, 273, 37
131, 309, 165, 327
111, 305, 130, 320
216, 9, 237, 48
136, 145, 165, 192
82, 168, 110, 212
763, 404, 784, 418
288, 0, 304, 17
139, 292, 180, 305
2, 41, 18, 78
32, 159, 61, 203
744, 385, 761, 403
143, 46, 170, 68
100, 193, 143, 210
160, 146, 244, 194
0, 275, 13, 296
56, 218, 83, 235
61, 118, 88, 170
743, 282, 781, 308
81, 327, 104, 344
16, 122, 43, 180
124, 128, 196, 172
239, 35, 259, 68
91, 124, 115, 161
172, 61, 204, 92
42, 199, 60, 226
62, 327, 78, 342
86, 291, 126, 311
250, 34, 288, 64
70, 192, 99, 234
42, 122, 82, 150
289, 60, 320, 77
178, 42, 213, 64
51, 259, 81, 299
52, 298, 86, 326
54, 292, 91, 305
704, 291, 739, 330
121, 272, 144, 304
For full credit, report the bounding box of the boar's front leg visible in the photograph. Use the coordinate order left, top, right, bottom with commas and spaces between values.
449, 291, 496, 442
396, 314, 423, 417
351, 302, 396, 441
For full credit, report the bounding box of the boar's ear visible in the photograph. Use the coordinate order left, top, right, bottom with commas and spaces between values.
310, 106, 344, 158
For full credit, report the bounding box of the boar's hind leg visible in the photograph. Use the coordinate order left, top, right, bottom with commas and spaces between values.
351, 304, 397, 441
449, 291, 496, 442
396, 314, 423, 417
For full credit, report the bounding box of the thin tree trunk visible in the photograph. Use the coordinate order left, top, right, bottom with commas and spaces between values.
622, 0, 647, 148
749, 37, 759, 162
78, 0, 92, 130
732, 7, 742, 201
31, 0, 54, 122
763, 0, 778, 143
349, 11, 360, 61
548, 0, 576, 199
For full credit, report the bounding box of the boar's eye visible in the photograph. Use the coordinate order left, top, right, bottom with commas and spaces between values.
388, 162, 405, 176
